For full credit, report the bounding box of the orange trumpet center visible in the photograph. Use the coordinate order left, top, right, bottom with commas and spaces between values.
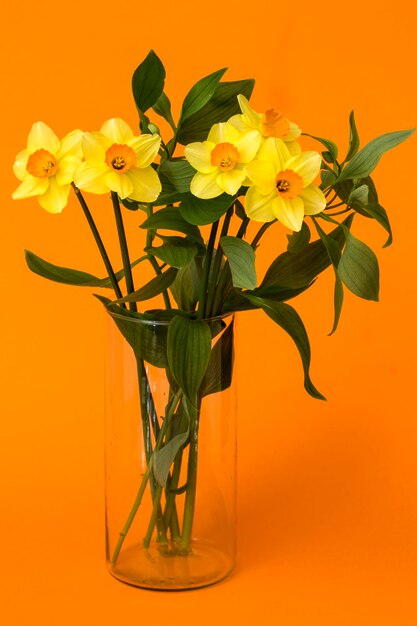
210, 142, 240, 171
275, 170, 303, 199
105, 144, 136, 173
26, 149, 58, 178
261, 109, 290, 138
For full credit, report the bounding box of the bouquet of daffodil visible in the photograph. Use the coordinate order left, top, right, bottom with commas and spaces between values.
12, 50, 413, 585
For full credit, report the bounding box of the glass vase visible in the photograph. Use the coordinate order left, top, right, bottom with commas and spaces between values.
104, 310, 237, 590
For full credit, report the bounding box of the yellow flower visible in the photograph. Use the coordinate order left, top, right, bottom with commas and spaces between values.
244, 138, 326, 231
229, 94, 302, 155
185, 122, 261, 199
74, 118, 162, 202
12, 122, 83, 213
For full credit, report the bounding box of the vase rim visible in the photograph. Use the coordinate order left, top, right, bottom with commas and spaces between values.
106, 308, 234, 327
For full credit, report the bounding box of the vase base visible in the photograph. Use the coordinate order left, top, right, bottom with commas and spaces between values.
107, 541, 234, 591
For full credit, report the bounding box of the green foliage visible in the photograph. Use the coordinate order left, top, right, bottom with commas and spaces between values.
179, 69, 227, 124
179, 193, 235, 226
132, 50, 165, 114
287, 222, 311, 253
152, 91, 176, 132
146, 237, 198, 268
345, 110, 360, 161
158, 159, 195, 193
140, 206, 204, 244
115, 268, 178, 304
152, 424, 189, 488
338, 230, 379, 301
220, 236, 257, 290
201, 319, 234, 397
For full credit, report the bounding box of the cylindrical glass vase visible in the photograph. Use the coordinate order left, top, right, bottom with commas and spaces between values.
105, 311, 237, 590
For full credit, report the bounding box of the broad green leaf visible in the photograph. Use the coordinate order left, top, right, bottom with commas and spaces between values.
154, 172, 188, 206
304, 133, 338, 161
170, 260, 201, 311
220, 236, 257, 290
132, 50, 166, 113
152, 91, 176, 132
287, 221, 311, 253
115, 267, 178, 303
25, 250, 146, 288
201, 319, 234, 397
167, 316, 212, 400
348, 184, 369, 208
320, 169, 338, 191
245, 295, 325, 401
145, 237, 198, 268
222, 283, 312, 313
313, 219, 344, 334
140, 206, 203, 243
177, 79, 255, 145
158, 159, 195, 193
152, 424, 189, 488
179, 68, 226, 123
345, 110, 360, 162
337, 128, 415, 182
338, 230, 379, 301
358, 202, 393, 247
261, 215, 354, 290
96, 296, 168, 368
179, 193, 235, 226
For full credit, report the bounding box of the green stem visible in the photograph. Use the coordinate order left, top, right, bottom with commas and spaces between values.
179, 397, 200, 552
235, 215, 250, 239
71, 184, 123, 301
111, 388, 182, 565
145, 204, 171, 309
197, 221, 219, 320
205, 207, 233, 318
251, 219, 276, 249
111, 191, 137, 312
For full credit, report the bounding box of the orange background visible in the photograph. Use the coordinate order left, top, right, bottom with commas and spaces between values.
1, 0, 416, 623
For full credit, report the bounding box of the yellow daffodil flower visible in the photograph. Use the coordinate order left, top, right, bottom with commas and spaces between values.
185, 122, 261, 199
244, 138, 326, 231
229, 94, 302, 155
12, 122, 83, 213
74, 118, 162, 202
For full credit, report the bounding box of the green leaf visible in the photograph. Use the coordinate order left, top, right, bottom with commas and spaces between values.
96, 297, 168, 368
313, 219, 344, 334
287, 221, 311, 253
304, 133, 338, 161
158, 159, 195, 193
132, 50, 166, 113
152, 424, 189, 488
145, 237, 198, 268
201, 319, 234, 397
337, 128, 415, 182
220, 236, 257, 290
348, 184, 369, 209
152, 91, 176, 132
140, 206, 203, 243
345, 110, 360, 162
359, 202, 393, 247
179, 68, 227, 123
244, 295, 325, 401
179, 193, 235, 226
177, 79, 255, 144
115, 267, 178, 304
170, 260, 201, 311
167, 316, 212, 400
261, 215, 353, 290
338, 230, 379, 301
25, 250, 146, 288
222, 284, 312, 313
320, 169, 338, 190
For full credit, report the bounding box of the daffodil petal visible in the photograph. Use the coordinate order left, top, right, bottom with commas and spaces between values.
216, 169, 246, 195
185, 141, 216, 174
208, 122, 240, 145
82, 132, 110, 166
27, 122, 60, 155
12, 175, 49, 199
126, 166, 162, 202
245, 187, 277, 222
190, 170, 223, 199
244, 160, 276, 193
55, 155, 82, 186
286, 121, 302, 141
287, 151, 321, 187
100, 118, 134, 144
37, 178, 70, 213
236, 130, 261, 163
285, 141, 302, 156
13, 149, 29, 181
300, 184, 327, 215
237, 94, 261, 128
227, 114, 247, 133
73, 162, 109, 194
257, 137, 290, 172
104, 171, 134, 199
128, 134, 161, 168
272, 195, 304, 231
57, 129, 83, 159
